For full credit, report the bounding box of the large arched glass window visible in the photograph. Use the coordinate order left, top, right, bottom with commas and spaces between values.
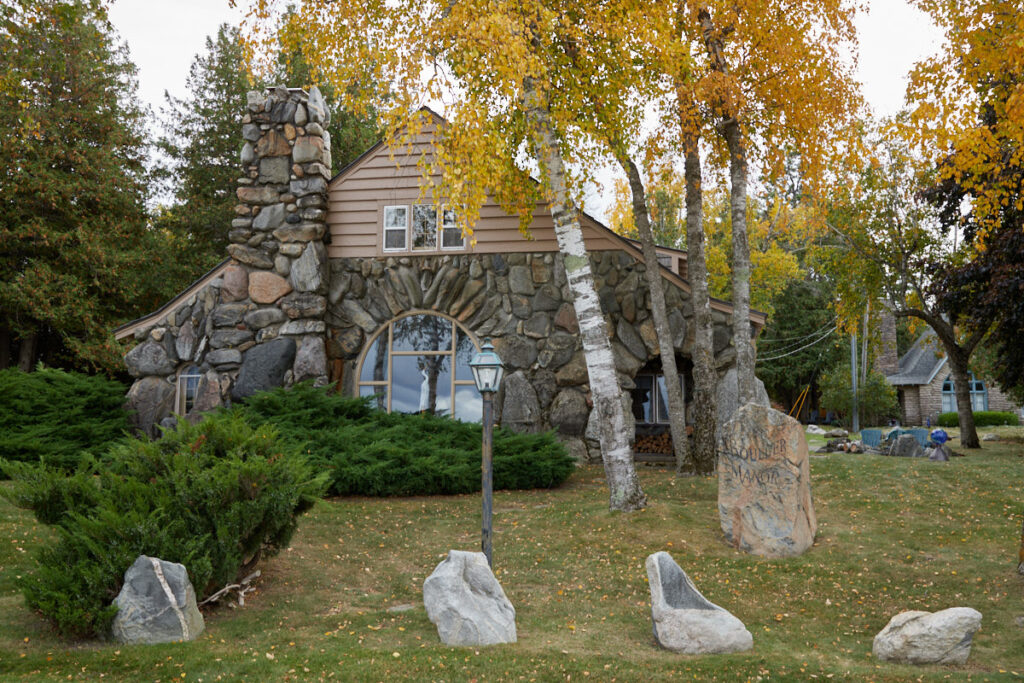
356, 312, 482, 422
941, 372, 988, 413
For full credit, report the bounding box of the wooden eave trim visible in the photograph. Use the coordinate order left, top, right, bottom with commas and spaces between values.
113, 259, 232, 341
578, 212, 766, 328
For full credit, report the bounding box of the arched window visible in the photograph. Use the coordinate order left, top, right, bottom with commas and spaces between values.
356, 312, 482, 422
176, 365, 203, 414
941, 373, 987, 413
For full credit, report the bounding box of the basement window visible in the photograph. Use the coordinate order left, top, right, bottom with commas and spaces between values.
631, 372, 684, 425
176, 365, 203, 415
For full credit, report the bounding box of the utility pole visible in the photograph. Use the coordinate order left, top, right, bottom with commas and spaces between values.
850, 333, 860, 433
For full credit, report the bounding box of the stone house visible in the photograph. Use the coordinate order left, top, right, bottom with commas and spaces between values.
883, 328, 1023, 426
116, 87, 765, 461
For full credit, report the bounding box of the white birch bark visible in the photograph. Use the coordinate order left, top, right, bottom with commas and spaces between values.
620, 157, 690, 471
523, 79, 646, 511
698, 7, 756, 405
683, 133, 719, 474
724, 123, 756, 404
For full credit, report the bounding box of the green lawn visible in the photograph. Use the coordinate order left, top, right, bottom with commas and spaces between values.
2, 443, 1023, 681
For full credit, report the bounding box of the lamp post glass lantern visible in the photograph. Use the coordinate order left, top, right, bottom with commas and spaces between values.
470, 338, 503, 567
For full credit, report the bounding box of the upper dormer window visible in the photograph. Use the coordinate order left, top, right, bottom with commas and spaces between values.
383, 204, 465, 253
383, 205, 408, 251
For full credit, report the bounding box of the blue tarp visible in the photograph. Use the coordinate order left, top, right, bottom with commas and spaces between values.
861, 429, 882, 448
885, 427, 931, 448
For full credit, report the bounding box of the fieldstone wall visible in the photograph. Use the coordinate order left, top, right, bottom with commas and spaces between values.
327, 251, 739, 462
124, 87, 332, 435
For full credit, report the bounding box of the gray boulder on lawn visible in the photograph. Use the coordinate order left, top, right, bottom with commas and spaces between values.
872, 607, 982, 665
718, 403, 817, 558
111, 555, 204, 645
889, 433, 925, 458
646, 552, 752, 654
423, 550, 516, 646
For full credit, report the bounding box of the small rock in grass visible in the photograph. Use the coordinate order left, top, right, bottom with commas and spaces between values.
423, 550, 516, 646
646, 551, 752, 654
111, 556, 204, 645
872, 607, 981, 665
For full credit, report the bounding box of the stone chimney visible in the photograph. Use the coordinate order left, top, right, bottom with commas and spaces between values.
215, 86, 332, 400
874, 308, 899, 376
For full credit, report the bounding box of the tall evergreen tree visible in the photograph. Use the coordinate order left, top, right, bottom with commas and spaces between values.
0, 0, 179, 372
154, 24, 253, 265
156, 22, 378, 265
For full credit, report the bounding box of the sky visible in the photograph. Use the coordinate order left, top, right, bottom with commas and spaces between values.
108, 0, 946, 215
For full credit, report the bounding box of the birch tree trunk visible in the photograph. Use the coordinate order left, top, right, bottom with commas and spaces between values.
722, 121, 756, 404
699, 7, 756, 404
683, 132, 719, 474
524, 79, 646, 511
620, 157, 690, 471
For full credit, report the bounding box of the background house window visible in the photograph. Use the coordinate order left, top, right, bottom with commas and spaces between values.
631, 372, 684, 425
176, 365, 203, 414
941, 373, 988, 413
357, 313, 481, 421
383, 205, 408, 251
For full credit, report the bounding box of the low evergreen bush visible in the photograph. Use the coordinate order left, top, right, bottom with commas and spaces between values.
937, 410, 1020, 427
0, 413, 328, 638
238, 383, 575, 497
0, 367, 130, 471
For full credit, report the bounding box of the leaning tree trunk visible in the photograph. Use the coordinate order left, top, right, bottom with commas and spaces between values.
945, 345, 981, 448
17, 332, 37, 372
621, 157, 690, 471
683, 131, 718, 474
524, 78, 646, 511
722, 120, 756, 404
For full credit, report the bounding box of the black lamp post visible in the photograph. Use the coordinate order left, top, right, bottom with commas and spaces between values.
469, 338, 504, 567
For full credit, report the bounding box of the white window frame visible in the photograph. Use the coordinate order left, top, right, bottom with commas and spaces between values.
382, 203, 466, 254
382, 205, 408, 252
411, 203, 439, 251
440, 208, 465, 250
634, 372, 685, 425
176, 365, 203, 415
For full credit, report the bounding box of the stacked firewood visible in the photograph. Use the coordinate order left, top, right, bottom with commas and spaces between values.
636, 433, 674, 454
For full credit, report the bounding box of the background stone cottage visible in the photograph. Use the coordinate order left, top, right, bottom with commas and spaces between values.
117, 87, 765, 461
877, 325, 1023, 426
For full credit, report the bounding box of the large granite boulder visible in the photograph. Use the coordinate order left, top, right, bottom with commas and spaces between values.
715, 367, 770, 439
646, 552, 752, 654
872, 607, 982, 665
423, 550, 516, 646
124, 340, 176, 378
231, 337, 296, 401
499, 371, 541, 434
889, 434, 925, 458
111, 556, 204, 645
126, 376, 176, 438
718, 403, 817, 558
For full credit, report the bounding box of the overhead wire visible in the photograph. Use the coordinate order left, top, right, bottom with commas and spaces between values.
756, 325, 837, 362
757, 315, 838, 348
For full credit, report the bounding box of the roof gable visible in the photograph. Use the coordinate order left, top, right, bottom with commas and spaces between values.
887, 328, 946, 386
